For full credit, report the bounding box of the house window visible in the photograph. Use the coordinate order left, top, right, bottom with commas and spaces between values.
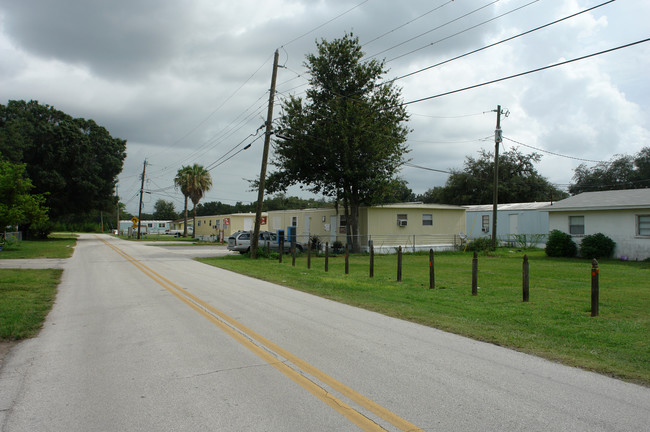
422, 214, 433, 226
569, 215, 584, 235
197, 220, 201, 227
159, 223, 165, 228
292, 216, 297, 227
148, 223, 153, 228
209, 220, 212, 226
638, 215, 650, 236
482, 215, 490, 232
339, 215, 347, 234
397, 214, 408, 227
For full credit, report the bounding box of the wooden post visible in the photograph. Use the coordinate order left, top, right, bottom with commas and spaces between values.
591, 259, 599, 317
522, 254, 529, 302
292, 244, 296, 267
429, 249, 435, 289
325, 242, 329, 272
307, 243, 311, 269
369, 242, 374, 278
279, 239, 283, 263
345, 243, 349, 274
472, 251, 478, 296
397, 246, 403, 282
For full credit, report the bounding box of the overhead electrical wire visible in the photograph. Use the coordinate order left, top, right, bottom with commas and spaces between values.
280, 0, 371, 48
401, 37, 650, 106
364, 0, 502, 61
362, 0, 455, 47
385, 0, 540, 63
388, 0, 616, 83
503, 136, 606, 163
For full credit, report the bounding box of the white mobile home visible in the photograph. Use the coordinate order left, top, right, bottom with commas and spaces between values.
545, 189, 650, 260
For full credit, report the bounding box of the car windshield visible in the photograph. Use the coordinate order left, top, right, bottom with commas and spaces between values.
238, 233, 250, 240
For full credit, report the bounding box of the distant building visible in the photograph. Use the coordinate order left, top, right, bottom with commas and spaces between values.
544, 189, 650, 260
465, 202, 551, 247
118, 220, 173, 236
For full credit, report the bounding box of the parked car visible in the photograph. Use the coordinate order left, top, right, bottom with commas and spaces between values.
227, 230, 306, 254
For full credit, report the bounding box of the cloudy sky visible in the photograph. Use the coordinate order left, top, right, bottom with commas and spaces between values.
1, 0, 648, 214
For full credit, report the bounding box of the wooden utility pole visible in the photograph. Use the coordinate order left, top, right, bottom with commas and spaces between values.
251, 49, 280, 258
491, 105, 502, 250
137, 159, 147, 239
116, 185, 120, 235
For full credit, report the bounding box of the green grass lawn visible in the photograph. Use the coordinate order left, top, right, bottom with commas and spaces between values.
0, 235, 77, 259
0, 269, 62, 340
198, 249, 650, 385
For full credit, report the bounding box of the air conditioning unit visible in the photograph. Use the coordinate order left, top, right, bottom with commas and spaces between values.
397, 219, 408, 227
482, 227, 489, 233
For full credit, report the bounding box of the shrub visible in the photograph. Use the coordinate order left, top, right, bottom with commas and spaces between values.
580, 233, 616, 259
545, 230, 577, 257
466, 236, 493, 252
331, 240, 344, 254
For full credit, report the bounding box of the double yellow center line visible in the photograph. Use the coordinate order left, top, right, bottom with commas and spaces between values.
100, 237, 425, 432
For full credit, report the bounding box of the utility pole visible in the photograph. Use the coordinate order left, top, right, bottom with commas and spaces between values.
251, 49, 280, 259
137, 159, 147, 239
492, 105, 503, 250
116, 185, 119, 235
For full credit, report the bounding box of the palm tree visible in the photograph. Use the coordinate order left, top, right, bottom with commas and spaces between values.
174, 164, 212, 237
174, 166, 192, 237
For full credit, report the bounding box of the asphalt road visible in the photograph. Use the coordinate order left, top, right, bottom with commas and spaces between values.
1, 234, 648, 431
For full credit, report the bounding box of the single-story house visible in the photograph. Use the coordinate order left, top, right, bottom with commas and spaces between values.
465, 202, 551, 247
544, 189, 650, 260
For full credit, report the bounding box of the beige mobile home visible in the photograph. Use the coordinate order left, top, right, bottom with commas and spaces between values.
267, 203, 466, 252
194, 212, 269, 241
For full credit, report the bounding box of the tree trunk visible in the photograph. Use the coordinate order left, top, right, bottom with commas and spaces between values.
183, 195, 188, 237
192, 205, 197, 238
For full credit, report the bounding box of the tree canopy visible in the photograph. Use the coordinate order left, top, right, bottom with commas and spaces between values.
267, 33, 410, 251
174, 164, 212, 236
0, 160, 48, 234
418, 149, 568, 205
569, 147, 650, 194
152, 199, 178, 220
0, 100, 126, 222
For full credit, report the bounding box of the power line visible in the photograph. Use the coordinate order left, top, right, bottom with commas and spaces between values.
362, 0, 455, 47
280, 0, 371, 48
404, 162, 453, 175
401, 37, 650, 106
503, 136, 606, 163
364, 0, 504, 61
389, 0, 615, 83
385, 0, 540, 63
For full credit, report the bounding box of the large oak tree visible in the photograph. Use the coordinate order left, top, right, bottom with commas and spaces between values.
0, 100, 126, 225
267, 33, 410, 251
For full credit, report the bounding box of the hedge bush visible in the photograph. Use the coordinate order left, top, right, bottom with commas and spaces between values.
580, 232, 616, 259
466, 236, 493, 252
545, 229, 577, 257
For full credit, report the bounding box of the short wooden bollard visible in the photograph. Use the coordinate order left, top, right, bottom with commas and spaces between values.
345, 244, 349, 275
307, 244, 311, 269
279, 239, 284, 263
522, 254, 529, 302
397, 246, 403, 282
429, 249, 435, 289
325, 242, 329, 272
591, 259, 599, 317
291, 243, 296, 267
369, 244, 375, 278
471, 251, 478, 296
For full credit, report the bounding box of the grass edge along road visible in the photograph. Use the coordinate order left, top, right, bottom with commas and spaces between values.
199, 249, 650, 386
0, 235, 74, 341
